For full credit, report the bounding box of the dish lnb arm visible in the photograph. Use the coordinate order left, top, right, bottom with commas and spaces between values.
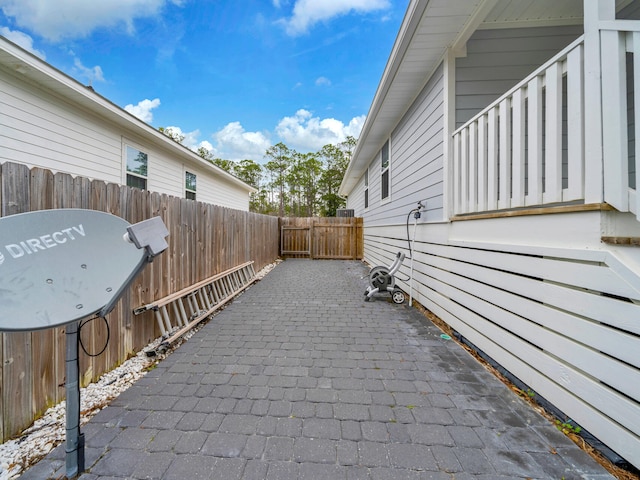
99, 216, 169, 318
124, 216, 169, 259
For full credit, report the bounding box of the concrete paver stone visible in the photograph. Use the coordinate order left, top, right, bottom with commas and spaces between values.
19, 259, 615, 479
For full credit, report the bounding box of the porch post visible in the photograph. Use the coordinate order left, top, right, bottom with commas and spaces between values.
583, 0, 615, 204
442, 48, 456, 221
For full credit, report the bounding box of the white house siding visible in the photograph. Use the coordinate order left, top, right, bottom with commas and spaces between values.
361, 212, 640, 469
455, 25, 583, 127
348, 64, 445, 226
208, 176, 250, 211
0, 64, 251, 211
0, 66, 123, 182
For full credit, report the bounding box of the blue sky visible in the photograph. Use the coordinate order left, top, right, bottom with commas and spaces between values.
0, 0, 409, 162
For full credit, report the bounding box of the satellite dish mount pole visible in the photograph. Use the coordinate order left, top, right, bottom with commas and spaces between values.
65, 320, 84, 477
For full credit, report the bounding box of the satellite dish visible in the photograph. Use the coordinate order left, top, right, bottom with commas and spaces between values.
0, 209, 160, 331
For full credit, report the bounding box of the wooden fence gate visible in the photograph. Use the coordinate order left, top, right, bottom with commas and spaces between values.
280, 217, 363, 259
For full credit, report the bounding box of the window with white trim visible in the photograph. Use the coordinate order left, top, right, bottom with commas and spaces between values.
364, 167, 369, 209
185, 171, 197, 200
380, 140, 390, 201
125, 145, 148, 190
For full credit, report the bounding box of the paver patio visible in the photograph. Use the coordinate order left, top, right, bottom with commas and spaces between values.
19, 259, 614, 479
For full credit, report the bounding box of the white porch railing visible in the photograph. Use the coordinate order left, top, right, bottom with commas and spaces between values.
453, 22, 640, 221
452, 36, 586, 216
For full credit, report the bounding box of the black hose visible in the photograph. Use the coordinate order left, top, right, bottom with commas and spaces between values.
78, 316, 111, 357
406, 208, 417, 259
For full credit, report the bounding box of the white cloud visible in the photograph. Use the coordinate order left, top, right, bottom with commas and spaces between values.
73, 57, 104, 84
161, 126, 213, 152
280, 0, 390, 36
275, 109, 364, 151
315, 76, 331, 87
0, 0, 183, 41
212, 122, 272, 162
124, 98, 160, 123
0, 27, 45, 58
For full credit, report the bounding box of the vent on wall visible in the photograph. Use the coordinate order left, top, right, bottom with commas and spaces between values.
336, 209, 355, 217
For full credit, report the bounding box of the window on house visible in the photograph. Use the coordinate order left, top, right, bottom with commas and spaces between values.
364, 168, 369, 209
381, 140, 390, 200
126, 146, 148, 190
185, 171, 197, 200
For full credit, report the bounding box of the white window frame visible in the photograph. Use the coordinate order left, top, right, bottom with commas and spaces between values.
123, 140, 148, 190
185, 171, 197, 200
380, 139, 391, 203
364, 167, 369, 210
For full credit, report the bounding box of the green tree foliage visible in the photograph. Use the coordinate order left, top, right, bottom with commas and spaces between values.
317, 138, 354, 216
159, 126, 185, 144
157, 126, 354, 217
264, 142, 292, 217
251, 138, 353, 217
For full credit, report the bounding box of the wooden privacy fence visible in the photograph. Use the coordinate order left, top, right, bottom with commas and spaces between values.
0, 161, 280, 441
280, 217, 363, 259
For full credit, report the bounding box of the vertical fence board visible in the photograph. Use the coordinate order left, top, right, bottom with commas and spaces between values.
1, 162, 33, 439
280, 217, 363, 259
29, 168, 58, 411
88, 180, 108, 383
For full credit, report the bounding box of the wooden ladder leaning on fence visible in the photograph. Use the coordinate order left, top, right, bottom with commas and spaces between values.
133, 261, 257, 351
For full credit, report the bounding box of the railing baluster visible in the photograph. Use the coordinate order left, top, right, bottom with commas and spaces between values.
512, 88, 526, 207
544, 61, 563, 204
527, 75, 543, 205
468, 121, 478, 213
477, 114, 488, 212
498, 98, 511, 210
487, 106, 499, 211
565, 44, 584, 202
461, 128, 469, 213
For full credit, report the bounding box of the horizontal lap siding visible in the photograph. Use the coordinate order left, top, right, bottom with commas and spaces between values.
0, 68, 122, 182
144, 147, 184, 199
358, 63, 444, 226
456, 26, 583, 127
364, 217, 640, 470
345, 170, 367, 217
207, 174, 250, 211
